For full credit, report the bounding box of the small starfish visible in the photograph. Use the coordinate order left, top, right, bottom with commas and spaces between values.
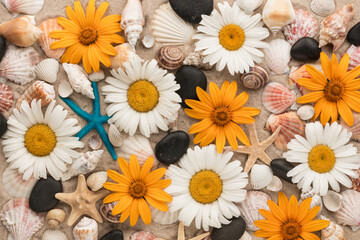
225, 123, 281, 173
61, 81, 117, 160
55, 174, 109, 226
155, 222, 210, 240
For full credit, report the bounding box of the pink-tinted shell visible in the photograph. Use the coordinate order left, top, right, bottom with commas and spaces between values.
340, 112, 360, 141
0, 83, 13, 113
130, 231, 156, 240
334, 190, 360, 230
350, 169, 360, 192
100, 201, 120, 223
283, 9, 318, 45
346, 45, 360, 70
16, 80, 55, 109
37, 18, 65, 60
261, 82, 296, 114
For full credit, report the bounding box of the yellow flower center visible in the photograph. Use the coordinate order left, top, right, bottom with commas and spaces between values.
129, 181, 147, 198
79, 27, 98, 45
24, 124, 56, 156
189, 170, 222, 204
308, 145, 335, 173
127, 80, 159, 112
219, 24, 245, 51
324, 81, 344, 102
281, 221, 302, 240
211, 107, 232, 126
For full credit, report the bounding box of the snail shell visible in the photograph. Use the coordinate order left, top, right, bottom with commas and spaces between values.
155, 46, 184, 70
100, 201, 120, 223
240, 66, 268, 90
46, 209, 66, 228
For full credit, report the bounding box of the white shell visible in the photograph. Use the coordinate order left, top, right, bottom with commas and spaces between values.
335, 190, 360, 231
2, 0, 44, 16
73, 217, 98, 240
297, 105, 315, 120
320, 216, 346, 240
236, 0, 263, 14
142, 34, 155, 48
110, 43, 142, 71
300, 189, 323, 217
183, 50, 213, 70
109, 124, 125, 147
58, 80, 73, 98
323, 190, 343, 212
62, 63, 94, 99
2, 167, 36, 198
88, 69, 105, 82
240, 231, 252, 240
150, 206, 180, 225
262, 0, 295, 35
46, 209, 66, 228
249, 164, 274, 190
35, 58, 59, 84
310, 0, 335, 17
152, 3, 196, 45
42, 229, 68, 240
86, 171, 107, 192
266, 176, 283, 192
263, 39, 291, 74
88, 135, 102, 150
121, 0, 144, 50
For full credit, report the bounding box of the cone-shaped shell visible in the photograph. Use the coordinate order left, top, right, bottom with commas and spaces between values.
121, 0, 144, 50
37, 18, 65, 59
261, 82, 296, 114
262, 0, 295, 35
62, 63, 94, 99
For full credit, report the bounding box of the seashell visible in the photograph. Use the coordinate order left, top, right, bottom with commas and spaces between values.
0, 45, 41, 85
156, 46, 184, 70
300, 189, 323, 217
0, 83, 13, 113
310, 0, 335, 17
335, 190, 360, 231
35, 58, 59, 84
110, 43, 142, 71
265, 111, 306, 151
150, 206, 180, 225
340, 112, 360, 141
62, 150, 103, 181
58, 80, 73, 98
152, 3, 196, 45
263, 39, 291, 74
37, 18, 65, 59
297, 105, 315, 120
42, 229, 68, 240
346, 45, 360, 70
288, 64, 322, 95
240, 66, 268, 90
240, 231, 253, 240
88, 69, 105, 82
0, 198, 44, 240
121, 0, 145, 50
350, 168, 360, 192
323, 190, 343, 212
249, 164, 274, 190
2, 167, 36, 198
236, 0, 263, 14
109, 124, 125, 147
266, 176, 283, 192
46, 209, 66, 228
119, 135, 159, 170
88, 135, 102, 150
86, 171, 107, 192
0, 16, 42, 47
262, 0, 295, 35
282, 9, 318, 45
183, 50, 213, 70
72, 217, 98, 240
319, 4, 354, 52
261, 82, 296, 114
320, 216, 346, 240
237, 191, 271, 231
130, 231, 156, 240
16, 80, 55, 109
142, 34, 155, 49
2, 0, 44, 16
62, 63, 94, 99
100, 201, 120, 223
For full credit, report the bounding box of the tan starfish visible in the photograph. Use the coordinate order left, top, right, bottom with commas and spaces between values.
55, 174, 109, 226
155, 222, 210, 240
225, 123, 281, 173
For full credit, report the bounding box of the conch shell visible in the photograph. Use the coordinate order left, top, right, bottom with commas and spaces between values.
262, 0, 295, 35
121, 0, 144, 50
62, 63, 95, 99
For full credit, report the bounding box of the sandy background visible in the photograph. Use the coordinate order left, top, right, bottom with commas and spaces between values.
0, 0, 360, 239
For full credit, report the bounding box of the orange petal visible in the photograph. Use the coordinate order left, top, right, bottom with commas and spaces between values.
342, 91, 360, 112
302, 219, 330, 232
228, 92, 249, 111
320, 52, 332, 80
140, 157, 153, 180
338, 54, 350, 79
305, 65, 327, 85
129, 154, 141, 179
146, 188, 172, 202
189, 118, 214, 134
297, 91, 325, 104
144, 168, 166, 186
138, 198, 151, 225
300, 232, 321, 240
224, 123, 238, 150
145, 195, 168, 211
209, 82, 221, 107
73, 1, 86, 28
94, 2, 109, 25
343, 65, 360, 83
196, 87, 214, 107
130, 199, 140, 226
86, 0, 95, 26
117, 157, 132, 180
297, 78, 325, 91
337, 99, 354, 126
184, 108, 210, 119
107, 169, 131, 184
215, 127, 226, 153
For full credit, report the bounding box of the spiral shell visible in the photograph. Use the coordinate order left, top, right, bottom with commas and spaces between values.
0, 83, 13, 113
240, 66, 268, 90
62, 63, 94, 99
100, 201, 120, 223
16, 80, 55, 109
156, 46, 184, 70
42, 229, 68, 240
46, 209, 66, 228
121, 0, 144, 50
86, 171, 107, 192
320, 216, 346, 240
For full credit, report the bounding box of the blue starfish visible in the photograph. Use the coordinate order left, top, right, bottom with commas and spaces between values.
61, 81, 117, 160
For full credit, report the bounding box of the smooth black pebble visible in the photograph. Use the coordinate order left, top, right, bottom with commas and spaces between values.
155, 131, 189, 165
100, 230, 124, 240
175, 66, 207, 108
291, 37, 321, 62
0, 113, 7, 138
270, 158, 295, 183
169, 0, 213, 23
347, 22, 360, 46
29, 176, 62, 212
0, 35, 6, 62
211, 216, 246, 240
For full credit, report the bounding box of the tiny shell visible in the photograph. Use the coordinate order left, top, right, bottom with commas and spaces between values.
156, 46, 184, 70
2, 0, 44, 16
100, 201, 120, 223
350, 168, 360, 192
150, 206, 180, 225
262, 0, 295, 35
58, 80, 73, 98
109, 124, 125, 147
88, 69, 105, 82
88, 135, 102, 150
62, 63, 94, 99
323, 190, 343, 212
86, 171, 107, 192
300, 189, 323, 217
335, 190, 360, 231
72, 217, 98, 240
0, 83, 13, 113
266, 176, 283, 192
263, 39, 291, 74
240, 66, 268, 90
183, 50, 213, 70
297, 105, 315, 120
261, 82, 296, 114
37, 18, 65, 60
42, 229, 68, 240
142, 34, 155, 48
110, 43, 142, 71
340, 112, 360, 141
130, 231, 156, 240
46, 209, 66, 228
236, 0, 263, 14
16, 80, 55, 109
249, 164, 274, 190
346, 45, 360, 70
320, 216, 346, 240
35, 58, 59, 84
2, 167, 36, 198
310, 0, 335, 17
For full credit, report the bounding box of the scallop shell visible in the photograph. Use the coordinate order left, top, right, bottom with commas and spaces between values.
261, 82, 296, 114
265, 111, 306, 151
0, 45, 41, 85
323, 190, 343, 212
42, 229, 68, 240
288, 64, 321, 95
156, 46, 184, 70
263, 39, 291, 74
240, 66, 268, 90
35, 58, 59, 84
100, 201, 120, 223
282, 9, 318, 45
130, 231, 156, 240
88, 69, 105, 82
62, 63, 94, 99
16, 80, 55, 109
0, 198, 44, 240
319, 4, 354, 52
320, 216, 346, 240
88, 135, 102, 150
249, 164, 274, 190
237, 191, 271, 231
300, 189, 323, 217
142, 34, 155, 49
58, 80, 73, 98
152, 3, 196, 45
150, 206, 180, 225
119, 135, 160, 170
109, 124, 125, 147
310, 0, 335, 17
340, 112, 360, 141
346, 45, 360, 70
2, 167, 36, 198
86, 171, 107, 192
236, 0, 263, 14
335, 190, 360, 231
2, 0, 44, 16
37, 18, 65, 60
266, 176, 283, 192
110, 43, 142, 71
46, 209, 66, 228
121, 0, 144, 50
262, 0, 295, 35
183, 50, 213, 70
72, 217, 98, 240
0, 83, 13, 113
297, 105, 315, 121
350, 169, 360, 192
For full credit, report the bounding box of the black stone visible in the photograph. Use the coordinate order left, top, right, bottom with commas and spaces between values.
175, 66, 207, 108
347, 22, 360, 46
0, 35, 6, 62
211, 216, 246, 240
291, 37, 321, 62
169, 0, 213, 23
29, 176, 62, 213
270, 158, 295, 183
100, 230, 124, 240
155, 131, 190, 165
0, 113, 7, 138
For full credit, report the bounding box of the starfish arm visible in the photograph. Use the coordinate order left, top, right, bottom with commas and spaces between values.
95, 124, 117, 160
67, 208, 84, 226
92, 81, 101, 116
61, 97, 93, 121
55, 192, 73, 204
77, 174, 87, 190
259, 152, 272, 165
249, 123, 259, 144
189, 232, 210, 240
178, 222, 185, 240
261, 125, 282, 148
224, 145, 253, 154
75, 122, 95, 139
87, 205, 104, 223
99, 115, 110, 123
243, 154, 258, 173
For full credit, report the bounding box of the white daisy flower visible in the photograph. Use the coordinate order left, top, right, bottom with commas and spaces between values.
2, 100, 84, 180
193, 2, 269, 75
102, 59, 181, 137
166, 144, 248, 231
284, 121, 360, 196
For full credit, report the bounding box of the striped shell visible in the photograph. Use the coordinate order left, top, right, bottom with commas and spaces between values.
0, 83, 13, 113
37, 18, 65, 59
240, 66, 268, 90
2, 0, 44, 16
334, 190, 360, 231
42, 229, 68, 240
346, 45, 360, 70
2, 167, 36, 198
263, 39, 291, 74
310, 0, 335, 17
261, 82, 296, 114
156, 46, 184, 70
16, 80, 55, 109
100, 201, 120, 223
130, 231, 156, 240
150, 206, 180, 225
350, 169, 360, 192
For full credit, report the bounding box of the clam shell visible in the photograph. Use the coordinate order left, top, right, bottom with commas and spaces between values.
2, 167, 36, 198
62, 63, 94, 99
323, 190, 343, 212
266, 176, 283, 192
72, 217, 98, 240
100, 201, 120, 223
110, 43, 142, 71
340, 112, 360, 141
37, 18, 65, 59
156, 46, 184, 70
261, 82, 296, 114
130, 231, 156, 240
88, 69, 105, 82
262, 0, 295, 35
346, 45, 360, 70
300, 189, 323, 217
86, 171, 107, 192
0, 83, 13, 113
240, 66, 268, 90
183, 50, 213, 70
150, 206, 180, 225
42, 229, 68, 240
58, 80, 73, 98
109, 124, 125, 147
297, 105, 315, 121
88, 134, 102, 150
320, 216, 346, 240
335, 190, 360, 231
35, 58, 59, 84
236, 0, 263, 14
16, 80, 55, 109
2, 0, 44, 16
310, 0, 335, 17
46, 209, 66, 228
121, 0, 144, 50
142, 34, 155, 49
249, 164, 274, 190
263, 39, 291, 74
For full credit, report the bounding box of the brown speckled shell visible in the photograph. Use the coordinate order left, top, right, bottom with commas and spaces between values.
130, 231, 156, 240
100, 201, 120, 223
155, 46, 184, 70
240, 66, 268, 90
0, 83, 13, 113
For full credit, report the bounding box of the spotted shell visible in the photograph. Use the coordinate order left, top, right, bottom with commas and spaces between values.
239, 66, 268, 90
0, 83, 13, 113
130, 231, 156, 240
37, 18, 65, 60
261, 82, 296, 114
100, 201, 120, 223
155, 46, 184, 70
16, 80, 55, 109
346, 45, 360, 70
